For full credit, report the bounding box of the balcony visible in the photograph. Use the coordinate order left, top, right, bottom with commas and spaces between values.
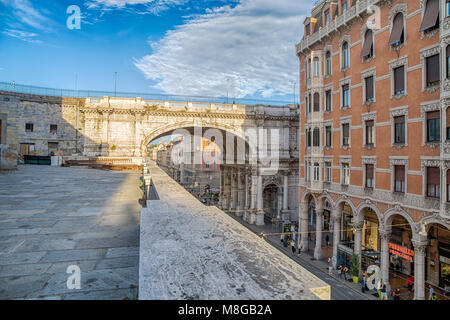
296, 0, 381, 55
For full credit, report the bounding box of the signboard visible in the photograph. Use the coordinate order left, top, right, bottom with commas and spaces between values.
389, 243, 414, 262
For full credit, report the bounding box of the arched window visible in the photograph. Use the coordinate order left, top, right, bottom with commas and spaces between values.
313, 128, 320, 146
447, 169, 450, 202
446, 45, 450, 78
389, 12, 404, 47
313, 92, 320, 111
342, 42, 349, 69
314, 56, 320, 77
313, 162, 320, 181
361, 29, 373, 58
326, 51, 331, 75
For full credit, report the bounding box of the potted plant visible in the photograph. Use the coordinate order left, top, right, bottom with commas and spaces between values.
350, 253, 360, 284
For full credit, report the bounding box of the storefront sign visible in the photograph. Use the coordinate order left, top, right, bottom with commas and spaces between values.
389, 243, 414, 262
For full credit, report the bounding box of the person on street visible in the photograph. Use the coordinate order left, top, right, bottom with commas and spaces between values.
343, 266, 349, 281
327, 258, 333, 275
337, 265, 343, 279
428, 284, 435, 300
392, 288, 401, 300
380, 281, 387, 300
361, 272, 367, 293
290, 239, 296, 255
407, 275, 414, 293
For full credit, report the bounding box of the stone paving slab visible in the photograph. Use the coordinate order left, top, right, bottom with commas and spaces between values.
139, 161, 331, 300
0, 165, 141, 300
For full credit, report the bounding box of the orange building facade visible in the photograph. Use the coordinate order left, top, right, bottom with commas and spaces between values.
296, 0, 449, 299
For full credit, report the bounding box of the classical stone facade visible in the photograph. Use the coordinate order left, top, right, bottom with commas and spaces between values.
297, 0, 450, 299
0, 90, 300, 227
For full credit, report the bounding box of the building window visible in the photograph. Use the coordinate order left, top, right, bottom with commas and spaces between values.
342, 42, 349, 69
427, 166, 440, 198
308, 58, 312, 79
305, 24, 310, 37
389, 13, 404, 47
326, 51, 332, 76
365, 76, 374, 102
48, 142, 59, 155
361, 29, 373, 59
308, 93, 312, 113
325, 10, 330, 24
307, 129, 311, 147
447, 45, 450, 78
393, 66, 405, 95
313, 92, 320, 111
313, 162, 320, 181
342, 84, 350, 107
25, 123, 33, 132
427, 110, 441, 142
325, 126, 332, 147
447, 108, 450, 140
394, 165, 405, 193
342, 123, 350, 146
394, 116, 405, 144
365, 120, 374, 145
50, 124, 57, 134
314, 57, 320, 77
313, 128, 320, 147
325, 90, 331, 111
342, 163, 350, 185
325, 162, 332, 182
447, 170, 450, 202
420, 0, 440, 33
425, 54, 440, 87
365, 164, 374, 188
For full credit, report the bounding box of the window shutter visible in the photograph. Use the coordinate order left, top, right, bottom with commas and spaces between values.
395, 165, 405, 181
361, 30, 373, 57
447, 45, 450, 58
366, 76, 374, 99
389, 13, 404, 45
427, 110, 440, 120
343, 124, 349, 137
427, 167, 440, 185
314, 92, 319, 109
394, 66, 404, 92
366, 164, 374, 179
420, 0, 439, 32
426, 55, 440, 83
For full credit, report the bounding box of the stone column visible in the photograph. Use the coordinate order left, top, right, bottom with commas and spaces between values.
249, 172, 258, 224
223, 167, 230, 211
412, 238, 428, 300
282, 173, 289, 211
236, 168, 244, 217
332, 206, 342, 269
230, 169, 238, 213
379, 227, 391, 294
314, 209, 324, 260
299, 202, 309, 252
255, 174, 265, 226
353, 218, 364, 277
243, 169, 250, 221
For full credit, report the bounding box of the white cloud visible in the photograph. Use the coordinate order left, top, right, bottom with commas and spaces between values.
85, 0, 188, 14
2, 28, 42, 43
0, 0, 51, 30
134, 0, 309, 98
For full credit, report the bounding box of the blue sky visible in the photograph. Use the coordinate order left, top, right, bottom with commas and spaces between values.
0, 0, 311, 102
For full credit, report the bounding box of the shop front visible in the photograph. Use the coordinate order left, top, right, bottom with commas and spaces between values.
337, 204, 354, 267
425, 224, 450, 290
360, 208, 380, 272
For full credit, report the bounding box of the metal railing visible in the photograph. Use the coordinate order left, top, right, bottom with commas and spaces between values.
0, 81, 291, 107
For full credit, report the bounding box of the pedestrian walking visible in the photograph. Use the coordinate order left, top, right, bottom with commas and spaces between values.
428, 284, 435, 300
343, 266, 349, 281
337, 265, 343, 279
327, 258, 333, 275
392, 288, 401, 300
325, 234, 330, 247
290, 240, 296, 255
280, 233, 284, 244
407, 275, 414, 293
298, 244, 302, 257
361, 273, 367, 293
380, 281, 387, 300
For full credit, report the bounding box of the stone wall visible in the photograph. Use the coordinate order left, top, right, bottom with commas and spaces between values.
0, 92, 83, 169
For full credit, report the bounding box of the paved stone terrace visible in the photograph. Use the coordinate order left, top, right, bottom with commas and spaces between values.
0, 165, 141, 300
139, 161, 330, 300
